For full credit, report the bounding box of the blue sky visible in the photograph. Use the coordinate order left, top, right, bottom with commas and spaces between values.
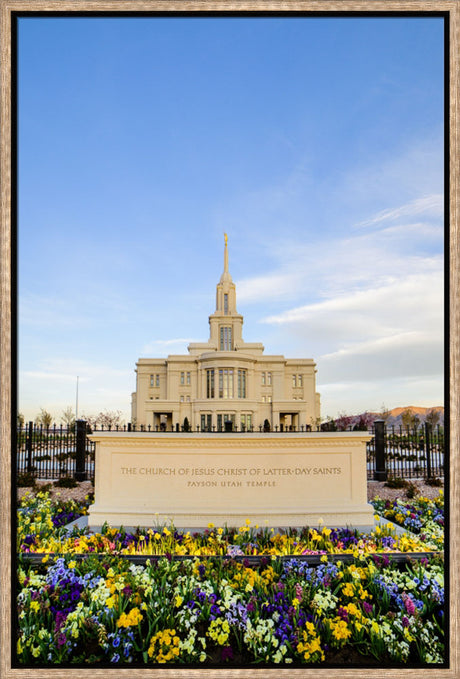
17, 15, 445, 423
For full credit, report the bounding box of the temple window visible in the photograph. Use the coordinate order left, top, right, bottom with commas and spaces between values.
238, 369, 247, 398
218, 369, 234, 398
220, 326, 232, 350
206, 369, 215, 398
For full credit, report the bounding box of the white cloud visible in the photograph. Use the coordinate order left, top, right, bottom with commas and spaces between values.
19, 358, 134, 422
318, 331, 443, 382
318, 376, 444, 419
237, 186, 444, 408
354, 194, 443, 229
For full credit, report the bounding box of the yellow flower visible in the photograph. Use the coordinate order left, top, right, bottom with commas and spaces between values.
175, 595, 183, 608
117, 607, 144, 628
106, 595, 117, 609
345, 603, 360, 617
331, 619, 351, 641
342, 582, 355, 597
404, 628, 415, 643
68, 560, 76, 569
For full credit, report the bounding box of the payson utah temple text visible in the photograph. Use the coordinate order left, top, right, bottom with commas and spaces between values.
131, 236, 321, 432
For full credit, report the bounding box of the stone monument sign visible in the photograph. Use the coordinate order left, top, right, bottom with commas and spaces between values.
87, 432, 374, 530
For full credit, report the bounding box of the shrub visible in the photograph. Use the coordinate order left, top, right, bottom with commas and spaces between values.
34, 454, 51, 462
384, 477, 408, 489
17, 472, 36, 488
426, 477, 443, 487
405, 482, 420, 499
54, 476, 78, 488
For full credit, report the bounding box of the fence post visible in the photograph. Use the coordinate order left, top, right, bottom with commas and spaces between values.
373, 420, 387, 481
26, 421, 33, 473
75, 420, 87, 481
425, 421, 432, 479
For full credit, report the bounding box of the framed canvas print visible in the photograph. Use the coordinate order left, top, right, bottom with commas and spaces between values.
1, 1, 458, 677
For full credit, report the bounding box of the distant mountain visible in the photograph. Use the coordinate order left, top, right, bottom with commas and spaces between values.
330, 406, 444, 430
388, 406, 444, 419
371, 406, 443, 428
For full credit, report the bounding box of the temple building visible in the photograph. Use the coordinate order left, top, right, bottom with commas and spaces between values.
131, 236, 320, 431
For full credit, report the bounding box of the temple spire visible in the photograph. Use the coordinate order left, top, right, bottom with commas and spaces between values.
220, 232, 232, 284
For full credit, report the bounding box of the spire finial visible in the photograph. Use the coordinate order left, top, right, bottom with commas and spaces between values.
223, 232, 229, 275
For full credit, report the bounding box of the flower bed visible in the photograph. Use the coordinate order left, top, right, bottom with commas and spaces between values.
371, 493, 444, 551
17, 552, 445, 665
18, 492, 443, 557
16, 490, 445, 666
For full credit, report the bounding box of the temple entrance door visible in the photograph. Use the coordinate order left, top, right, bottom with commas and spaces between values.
217, 413, 235, 432
279, 412, 299, 431
153, 412, 173, 431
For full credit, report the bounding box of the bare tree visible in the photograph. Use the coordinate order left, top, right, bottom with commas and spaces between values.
95, 410, 125, 429
80, 413, 99, 431
35, 408, 53, 428
61, 406, 75, 428
425, 408, 441, 427
379, 403, 392, 424
401, 408, 420, 429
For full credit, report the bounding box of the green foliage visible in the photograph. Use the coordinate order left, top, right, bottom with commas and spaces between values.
54, 476, 78, 488
35, 408, 53, 428
17, 472, 36, 488
426, 477, 443, 487
384, 477, 408, 489
405, 482, 419, 499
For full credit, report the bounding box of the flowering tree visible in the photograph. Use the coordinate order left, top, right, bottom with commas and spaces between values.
334, 412, 354, 431
81, 410, 125, 430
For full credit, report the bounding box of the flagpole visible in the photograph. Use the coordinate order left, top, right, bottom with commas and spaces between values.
76, 376, 79, 421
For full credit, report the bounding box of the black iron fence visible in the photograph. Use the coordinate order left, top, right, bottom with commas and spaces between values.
366, 420, 444, 481
17, 420, 95, 481
17, 419, 444, 483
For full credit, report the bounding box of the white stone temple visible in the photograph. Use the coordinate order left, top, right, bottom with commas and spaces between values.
131, 236, 320, 432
